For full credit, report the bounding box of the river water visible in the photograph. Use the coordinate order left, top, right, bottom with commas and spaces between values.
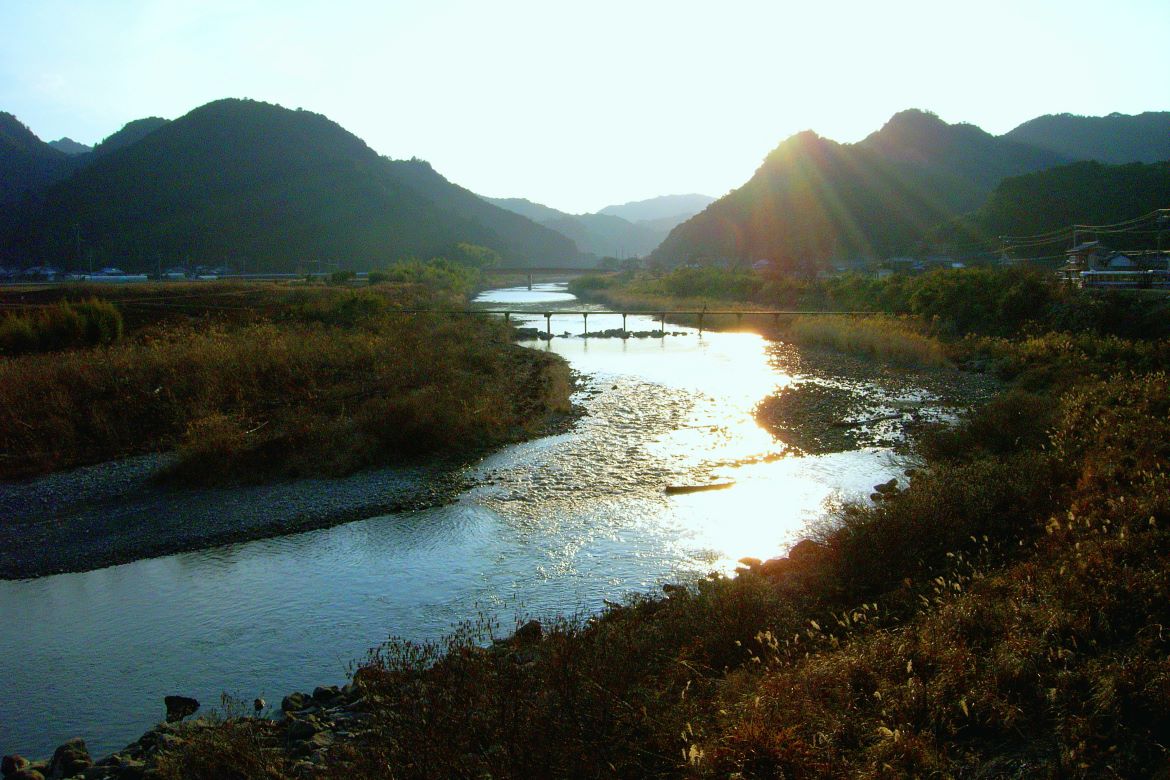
0, 284, 930, 758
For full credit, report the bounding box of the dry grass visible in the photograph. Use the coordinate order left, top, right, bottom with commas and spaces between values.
783, 314, 950, 368
0, 283, 571, 481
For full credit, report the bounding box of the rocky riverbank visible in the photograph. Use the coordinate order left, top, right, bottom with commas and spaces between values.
1, 681, 371, 780
0, 618, 555, 779
0, 405, 582, 581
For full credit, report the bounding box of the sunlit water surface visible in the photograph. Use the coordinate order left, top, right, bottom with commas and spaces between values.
0, 284, 906, 757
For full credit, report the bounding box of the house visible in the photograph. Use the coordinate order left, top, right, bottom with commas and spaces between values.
23, 265, 60, 280
1103, 253, 1136, 269
1059, 241, 1105, 283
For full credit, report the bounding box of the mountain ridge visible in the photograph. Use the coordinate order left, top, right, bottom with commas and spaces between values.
0, 99, 580, 271
650, 109, 1163, 270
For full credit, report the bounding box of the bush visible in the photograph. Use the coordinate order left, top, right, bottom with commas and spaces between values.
917, 389, 1054, 463
824, 454, 1056, 599
0, 298, 123, 355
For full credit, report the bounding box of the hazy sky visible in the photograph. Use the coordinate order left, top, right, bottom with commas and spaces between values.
2, 0, 1167, 213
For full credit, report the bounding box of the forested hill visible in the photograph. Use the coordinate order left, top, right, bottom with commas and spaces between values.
91, 117, 170, 158
960, 160, 1170, 255
858, 109, 1068, 202
0, 99, 579, 271
649, 109, 1116, 270
1005, 112, 1170, 165
0, 112, 73, 205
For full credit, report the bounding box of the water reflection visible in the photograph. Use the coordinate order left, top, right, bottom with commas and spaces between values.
0, 283, 906, 759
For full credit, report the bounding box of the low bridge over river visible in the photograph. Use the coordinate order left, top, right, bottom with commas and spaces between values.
397, 308, 875, 337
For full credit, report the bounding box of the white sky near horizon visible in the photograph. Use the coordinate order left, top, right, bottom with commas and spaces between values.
1, 0, 1167, 214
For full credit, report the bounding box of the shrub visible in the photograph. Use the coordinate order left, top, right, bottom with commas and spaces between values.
917, 389, 1054, 463
0, 298, 123, 355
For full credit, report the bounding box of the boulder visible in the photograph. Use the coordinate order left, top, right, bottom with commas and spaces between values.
46, 738, 91, 779
163, 695, 199, 723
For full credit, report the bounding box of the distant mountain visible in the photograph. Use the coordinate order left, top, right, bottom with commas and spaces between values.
598, 194, 715, 224
486, 193, 712, 258
651, 110, 1077, 270
382, 159, 584, 266
91, 117, 170, 158
541, 213, 663, 258
0, 99, 579, 271
1005, 112, 1170, 165
484, 197, 569, 224
48, 137, 91, 155
0, 112, 72, 205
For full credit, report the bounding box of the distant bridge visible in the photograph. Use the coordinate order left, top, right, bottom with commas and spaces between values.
485, 267, 605, 275
397, 308, 875, 337
481, 266, 607, 290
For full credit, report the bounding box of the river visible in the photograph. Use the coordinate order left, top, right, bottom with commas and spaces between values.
0, 284, 953, 759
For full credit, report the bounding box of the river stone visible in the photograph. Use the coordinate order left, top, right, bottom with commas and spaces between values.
286, 717, 320, 742
46, 737, 91, 779
163, 695, 199, 722
2, 755, 30, 775
281, 692, 311, 712
311, 685, 340, 703
5, 770, 44, 780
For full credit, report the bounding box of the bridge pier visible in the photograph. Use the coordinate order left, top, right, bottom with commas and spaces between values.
582, 312, 589, 337
621, 313, 627, 337
660, 313, 666, 338
544, 312, 552, 339
527, 273, 533, 291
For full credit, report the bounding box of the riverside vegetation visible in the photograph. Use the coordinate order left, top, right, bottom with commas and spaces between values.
19, 266, 1169, 778
0, 262, 572, 483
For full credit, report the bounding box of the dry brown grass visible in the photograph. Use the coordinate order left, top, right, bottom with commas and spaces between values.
783, 314, 949, 368
0, 283, 571, 481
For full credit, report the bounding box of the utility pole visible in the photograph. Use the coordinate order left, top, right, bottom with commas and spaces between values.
74, 224, 82, 272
